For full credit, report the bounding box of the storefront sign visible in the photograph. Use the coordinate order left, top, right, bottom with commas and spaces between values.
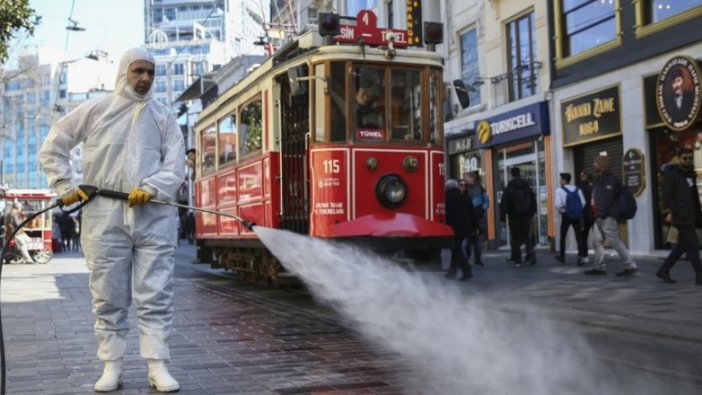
655, 55, 702, 131
561, 85, 621, 147
475, 101, 549, 149
622, 148, 645, 197
447, 135, 473, 155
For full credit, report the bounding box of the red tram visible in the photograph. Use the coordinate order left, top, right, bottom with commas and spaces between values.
193, 11, 453, 283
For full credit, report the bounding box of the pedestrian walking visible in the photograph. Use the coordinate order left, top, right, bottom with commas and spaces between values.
58, 212, 75, 252
576, 170, 594, 259
656, 148, 702, 285
464, 171, 488, 267
499, 167, 537, 266
39, 47, 185, 392
584, 155, 638, 276
555, 172, 587, 265
445, 179, 475, 281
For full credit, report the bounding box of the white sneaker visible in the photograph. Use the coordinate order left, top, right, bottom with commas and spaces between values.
94, 359, 123, 392
147, 359, 180, 392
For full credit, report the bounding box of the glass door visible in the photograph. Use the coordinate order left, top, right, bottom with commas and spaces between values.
494, 140, 547, 248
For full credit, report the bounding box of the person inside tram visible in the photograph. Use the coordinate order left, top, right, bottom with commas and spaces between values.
355, 85, 383, 129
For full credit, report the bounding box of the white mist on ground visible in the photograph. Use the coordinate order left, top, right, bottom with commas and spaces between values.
254, 227, 627, 394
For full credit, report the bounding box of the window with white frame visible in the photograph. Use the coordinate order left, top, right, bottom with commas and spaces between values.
507, 11, 538, 101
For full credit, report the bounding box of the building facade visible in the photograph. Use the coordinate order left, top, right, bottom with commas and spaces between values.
0, 50, 115, 189
548, 0, 702, 255
442, 0, 554, 250
143, 0, 270, 108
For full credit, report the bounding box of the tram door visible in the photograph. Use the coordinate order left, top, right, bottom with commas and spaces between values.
278, 70, 310, 234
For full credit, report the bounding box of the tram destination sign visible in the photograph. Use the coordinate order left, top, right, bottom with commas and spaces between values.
622, 148, 645, 197
334, 10, 409, 48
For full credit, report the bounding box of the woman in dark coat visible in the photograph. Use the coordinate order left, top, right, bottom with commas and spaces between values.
445, 179, 476, 280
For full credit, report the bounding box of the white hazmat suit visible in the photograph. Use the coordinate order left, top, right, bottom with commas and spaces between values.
39, 48, 185, 391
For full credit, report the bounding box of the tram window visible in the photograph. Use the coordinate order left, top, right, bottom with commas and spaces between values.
329, 62, 346, 142
201, 124, 217, 175
429, 70, 443, 145
354, 66, 385, 141
239, 98, 263, 157
314, 64, 325, 142
218, 113, 237, 166
390, 69, 421, 141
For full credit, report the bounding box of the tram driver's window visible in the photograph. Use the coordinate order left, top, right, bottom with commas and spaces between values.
354, 67, 384, 133
239, 98, 263, 157
218, 113, 237, 167
201, 124, 216, 174
391, 69, 421, 141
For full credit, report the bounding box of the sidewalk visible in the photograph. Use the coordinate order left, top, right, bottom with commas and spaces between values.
1, 243, 701, 394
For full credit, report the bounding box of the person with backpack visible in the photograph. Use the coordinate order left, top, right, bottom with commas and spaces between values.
500, 167, 537, 267
585, 155, 638, 276
555, 173, 587, 265
464, 171, 489, 267
656, 148, 702, 285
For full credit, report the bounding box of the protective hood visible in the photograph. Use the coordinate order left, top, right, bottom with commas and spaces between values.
115, 47, 155, 101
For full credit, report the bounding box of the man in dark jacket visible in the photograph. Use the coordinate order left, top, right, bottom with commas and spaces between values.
656, 148, 702, 285
445, 179, 475, 280
576, 170, 594, 261
585, 155, 638, 276
499, 167, 537, 266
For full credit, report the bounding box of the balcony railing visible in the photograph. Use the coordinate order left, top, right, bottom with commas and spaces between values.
488, 61, 542, 108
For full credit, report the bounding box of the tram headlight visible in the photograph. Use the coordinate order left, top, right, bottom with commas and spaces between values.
376, 174, 408, 209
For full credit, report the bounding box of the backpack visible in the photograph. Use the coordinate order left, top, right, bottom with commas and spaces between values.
471, 185, 488, 217
512, 185, 535, 216
561, 186, 583, 220
616, 185, 637, 220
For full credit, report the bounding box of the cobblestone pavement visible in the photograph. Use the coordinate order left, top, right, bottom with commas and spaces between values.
1, 243, 701, 394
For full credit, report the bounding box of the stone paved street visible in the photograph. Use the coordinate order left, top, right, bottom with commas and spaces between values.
1, 243, 701, 394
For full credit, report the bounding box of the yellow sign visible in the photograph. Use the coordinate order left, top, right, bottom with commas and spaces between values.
477, 120, 491, 144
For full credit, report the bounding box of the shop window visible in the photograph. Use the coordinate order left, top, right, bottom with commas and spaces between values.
506, 11, 538, 101
239, 98, 263, 157
644, 0, 702, 24
650, 128, 702, 249
201, 124, 216, 175
559, 0, 617, 57
218, 113, 237, 167
460, 28, 481, 107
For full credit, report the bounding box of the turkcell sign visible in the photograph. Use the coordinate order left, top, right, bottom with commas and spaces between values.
489, 113, 535, 135
475, 101, 550, 148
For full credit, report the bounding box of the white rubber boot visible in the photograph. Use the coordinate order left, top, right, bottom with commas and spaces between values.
147, 359, 180, 392
94, 359, 123, 392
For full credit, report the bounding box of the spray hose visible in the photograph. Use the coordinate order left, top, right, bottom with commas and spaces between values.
0, 184, 254, 394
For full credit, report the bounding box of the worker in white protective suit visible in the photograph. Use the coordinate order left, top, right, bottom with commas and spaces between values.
39, 48, 185, 392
